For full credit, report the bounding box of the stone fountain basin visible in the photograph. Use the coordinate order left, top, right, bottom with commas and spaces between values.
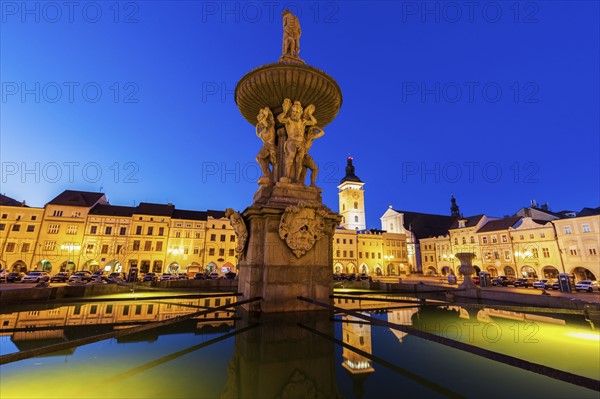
235, 62, 343, 128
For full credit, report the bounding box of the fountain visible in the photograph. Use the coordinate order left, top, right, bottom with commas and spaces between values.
233, 10, 343, 313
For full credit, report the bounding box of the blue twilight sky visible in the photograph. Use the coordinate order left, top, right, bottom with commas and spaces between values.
1, 1, 598, 227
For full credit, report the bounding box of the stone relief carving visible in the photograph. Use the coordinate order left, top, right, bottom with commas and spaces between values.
277, 370, 325, 399
225, 208, 248, 258
278, 202, 328, 258
256, 106, 277, 185
277, 98, 317, 184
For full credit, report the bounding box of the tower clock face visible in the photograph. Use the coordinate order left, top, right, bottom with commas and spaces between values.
352, 192, 359, 199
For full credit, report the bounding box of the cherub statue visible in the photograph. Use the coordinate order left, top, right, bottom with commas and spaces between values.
281, 10, 301, 58
225, 208, 248, 258
277, 99, 317, 183
255, 107, 276, 184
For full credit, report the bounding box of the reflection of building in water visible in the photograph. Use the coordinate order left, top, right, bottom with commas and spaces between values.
387, 306, 419, 343
476, 307, 566, 325
0, 295, 237, 353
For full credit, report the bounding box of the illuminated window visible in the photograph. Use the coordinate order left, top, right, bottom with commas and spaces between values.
582, 224, 591, 233
48, 224, 60, 234
542, 248, 549, 257
66, 225, 77, 235
564, 226, 572, 234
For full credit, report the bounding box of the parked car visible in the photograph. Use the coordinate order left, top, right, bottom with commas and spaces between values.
575, 280, 599, 292
107, 272, 127, 283
492, 276, 516, 286
177, 273, 189, 280
513, 278, 533, 288
491, 276, 507, 286
68, 271, 92, 283
50, 272, 71, 282
472, 276, 480, 285
21, 271, 50, 283
5, 272, 25, 283
142, 273, 158, 282
90, 270, 108, 282
0, 269, 7, 282
160, 273, 175, 281
209, 272, 220, 280
194, 273, 207, 280
551, 281, 561, 290
533, 279, 554, 289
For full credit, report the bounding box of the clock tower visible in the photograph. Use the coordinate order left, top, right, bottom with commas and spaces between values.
338, 156, 366, 230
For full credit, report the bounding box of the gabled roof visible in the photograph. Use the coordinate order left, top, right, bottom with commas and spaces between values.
172, 209, 208, 221
134, 202, 175, 217
449, 214, 485, 229
477, 216, 521, 233
47, 190, 106, 207
89, 204, 136, 217
0, 194, 25, 207
393, 210, 457, 239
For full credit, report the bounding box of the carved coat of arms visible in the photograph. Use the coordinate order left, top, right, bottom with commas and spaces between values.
279, 202, 328, 258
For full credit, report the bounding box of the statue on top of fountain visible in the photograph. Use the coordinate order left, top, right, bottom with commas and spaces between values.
279, 9, 305, 64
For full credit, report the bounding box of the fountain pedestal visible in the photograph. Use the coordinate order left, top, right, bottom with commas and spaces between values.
456, 252, 480, 291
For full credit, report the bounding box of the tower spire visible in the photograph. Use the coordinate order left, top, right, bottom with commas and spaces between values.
450, 194, 460, 217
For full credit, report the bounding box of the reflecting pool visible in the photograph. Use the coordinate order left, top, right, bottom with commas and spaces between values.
1, 293, 598, 398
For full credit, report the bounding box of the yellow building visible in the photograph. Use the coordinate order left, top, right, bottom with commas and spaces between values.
552, 208, 600, 281
0, 195, 45, 272
35, 191, 108, 273
419, 235, 453, 276
476, 217, 521, 278
508, 217, 565, 279
448, 215, 491, 274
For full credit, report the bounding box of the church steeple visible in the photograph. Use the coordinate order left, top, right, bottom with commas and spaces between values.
338, 156, 366, 230
450, 194, 460, 217
340, 156, 363, 184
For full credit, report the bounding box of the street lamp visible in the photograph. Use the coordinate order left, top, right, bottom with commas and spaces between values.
514, 250, 533, 277
60, 243, 81, 272
167, 247, 181, 273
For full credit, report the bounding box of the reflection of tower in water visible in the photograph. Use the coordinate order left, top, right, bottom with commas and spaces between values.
341, 313, 374, 399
